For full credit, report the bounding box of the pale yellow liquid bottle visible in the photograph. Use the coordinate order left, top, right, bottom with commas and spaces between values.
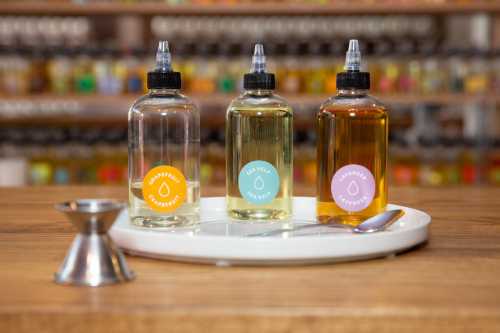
317, 40, 388, 226
226, 44, 293, 220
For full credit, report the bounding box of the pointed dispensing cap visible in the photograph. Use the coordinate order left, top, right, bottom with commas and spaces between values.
251, 43, 266, 73
155, 40, 172, 72
147, 40, 181, 89
344, 39, 361, 71
336, 39, 370, 90
244, 43, 275, 90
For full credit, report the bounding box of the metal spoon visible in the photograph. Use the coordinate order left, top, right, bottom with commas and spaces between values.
247, 209, 404, 237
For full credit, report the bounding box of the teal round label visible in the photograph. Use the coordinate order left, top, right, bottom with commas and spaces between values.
238, 160, 280, 205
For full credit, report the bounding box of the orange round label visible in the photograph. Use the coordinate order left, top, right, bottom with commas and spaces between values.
142, 165, 187, 213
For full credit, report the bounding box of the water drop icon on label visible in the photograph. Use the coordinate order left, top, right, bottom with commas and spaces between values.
238, 161, 280, 205
254, 176, 265, 191
158, 181, 171, 198
347, 180, 360, 196
331, 164, 375, 212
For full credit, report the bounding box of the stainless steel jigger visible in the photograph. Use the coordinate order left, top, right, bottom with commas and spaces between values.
54, 199, 135, 286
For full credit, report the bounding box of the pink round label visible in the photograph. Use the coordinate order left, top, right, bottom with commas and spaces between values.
331, 164, 375, 212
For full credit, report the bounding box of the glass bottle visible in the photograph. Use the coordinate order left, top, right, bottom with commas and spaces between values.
217, 42, 237, 94
465, 54, 489, 94
486, 139, 500, 185
306, 41, 327, 95
47, 48, 72, 95
124, 48, 144, 94
128, 41, 200, 228
73, 48, 96, 94
226, 44, 293, 220
94, 47, 114, 95
29, 49, 49, 94
317, 40, 388, 226
281, 43, 302, 94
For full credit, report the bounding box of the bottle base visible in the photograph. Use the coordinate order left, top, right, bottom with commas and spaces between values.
317, 201, 387, 226
131, 214, 199, 228
228, 209, 290, 221
317, 214, 366, 226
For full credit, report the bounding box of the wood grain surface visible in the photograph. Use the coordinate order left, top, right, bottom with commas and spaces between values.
0, 186, 499, 333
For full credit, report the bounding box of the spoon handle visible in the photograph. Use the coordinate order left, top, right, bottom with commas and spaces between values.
247, 220, 352, 237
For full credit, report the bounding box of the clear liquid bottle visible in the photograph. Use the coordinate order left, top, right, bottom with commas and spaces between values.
226, 44, 293, 220
317, 40, 388, 226
128, 41, 200, 228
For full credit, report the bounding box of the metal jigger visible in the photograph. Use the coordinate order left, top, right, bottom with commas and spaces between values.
54, 199, 135, 286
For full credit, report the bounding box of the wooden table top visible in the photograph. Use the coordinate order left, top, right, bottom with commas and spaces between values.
1, 186, 499, 332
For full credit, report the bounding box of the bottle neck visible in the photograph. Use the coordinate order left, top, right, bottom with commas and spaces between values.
336, 88, 368, 97
149, 88, 180, 96
244, 89, 273, 97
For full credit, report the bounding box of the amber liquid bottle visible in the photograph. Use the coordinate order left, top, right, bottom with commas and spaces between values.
317, 40, 388, 225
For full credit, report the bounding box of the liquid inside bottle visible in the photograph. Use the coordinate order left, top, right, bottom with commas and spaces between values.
317, 40, 388, 226
226, 44, 293, 220
128, 41, 200, 228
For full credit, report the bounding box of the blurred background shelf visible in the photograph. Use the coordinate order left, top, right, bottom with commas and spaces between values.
0, 93, 495, 127
1, 93, 497, 106
2, 1, 500, 15
0, 1, 500, 188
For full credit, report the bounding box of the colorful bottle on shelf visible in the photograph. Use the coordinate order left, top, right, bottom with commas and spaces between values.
73, 49, 96, 94
317, 40, 388, 225
128, 41, 200, 228
226, 44, 293, 220
487, 139, 500, 185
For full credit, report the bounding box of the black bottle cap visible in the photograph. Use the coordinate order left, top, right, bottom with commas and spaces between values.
147, 71, 181, 89
243, 72, 275, 90
336, 71, 370, 90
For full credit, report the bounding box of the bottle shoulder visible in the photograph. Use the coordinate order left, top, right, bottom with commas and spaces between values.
319, 94, 388, 115
129, 94, 199, 118
228, 92, 293, 112
129, 92, 198, 114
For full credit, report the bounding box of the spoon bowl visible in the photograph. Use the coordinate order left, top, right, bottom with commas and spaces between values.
353, 210, 405, 233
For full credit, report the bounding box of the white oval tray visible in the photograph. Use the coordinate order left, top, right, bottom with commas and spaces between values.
110, 197, 430, 266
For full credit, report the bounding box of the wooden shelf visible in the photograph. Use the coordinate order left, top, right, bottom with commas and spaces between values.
0, 93, 494, 127
0, 93, 496, 106
1, 1, 500, 16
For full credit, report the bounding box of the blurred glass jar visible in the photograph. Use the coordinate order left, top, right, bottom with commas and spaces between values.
47, 49, 73, 95
465, 55, 490, 94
